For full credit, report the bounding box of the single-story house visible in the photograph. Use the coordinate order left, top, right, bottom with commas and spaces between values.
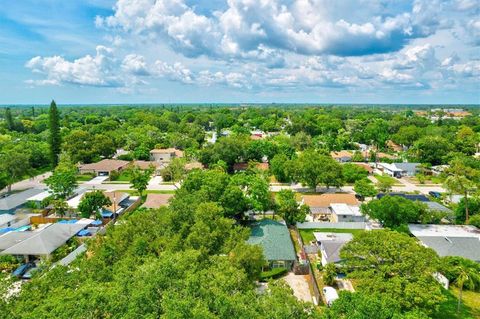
376, 163, 403, 177
386, 140, 403, 152
330, 203, 365, 223
0, 222, 87, 260
377, 193, 429, 202
392, 163, 421, 176
377, 162, 420, 177
302, 194, 359, 221
0, 188, 45, 214
150, 148, 184, 163
424, 201, 453, 214
330, 151, 353, 163
409, 224, 480, 262
141, 193, 174, 209
351, 162, 373, 174
78, 159, 129, 177
247, 219, 296, 269
133, 160, 160, 171
0, 214, 16, 229
101, 191, 135, 218
314, 232, 353, 266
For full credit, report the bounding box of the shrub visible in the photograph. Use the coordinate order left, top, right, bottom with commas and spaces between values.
259, 267, 288, 281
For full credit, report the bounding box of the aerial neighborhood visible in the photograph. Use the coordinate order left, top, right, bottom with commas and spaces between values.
0, 102, 479, 318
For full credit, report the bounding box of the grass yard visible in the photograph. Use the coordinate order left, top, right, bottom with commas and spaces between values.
76, 174, 95, 181
119, 189, 176, 195
111, 171, 131, 182
434, 288, 480, 319
374, 174, 401, 185
299, 228, 364, 243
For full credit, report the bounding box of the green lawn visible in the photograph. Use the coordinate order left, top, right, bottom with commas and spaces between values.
119, 189, 176, 195
299, 228, 364, 243
374, 174, 401, 185
76, 174, 95, 181
434, 288, 480, 319
111, 171, 131, 182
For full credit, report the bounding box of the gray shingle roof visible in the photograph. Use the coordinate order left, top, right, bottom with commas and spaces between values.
417, 236, 480, 262
424, 201, 452, 213
247, 219, 296, 262
1, 223, 85, 256
393, 162, 420, 174
0, 188, 45, 211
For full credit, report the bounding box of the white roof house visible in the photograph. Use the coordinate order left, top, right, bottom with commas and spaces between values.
26, 190, 52, 202
330, 203, 365, 223
377, 163, 404, 177
0, 214, 16, 228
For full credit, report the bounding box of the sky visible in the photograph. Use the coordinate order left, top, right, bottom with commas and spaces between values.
0, 0, 479, 104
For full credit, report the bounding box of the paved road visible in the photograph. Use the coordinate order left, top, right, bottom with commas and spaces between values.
1, 172, 52, 193
3, 172, 446, 195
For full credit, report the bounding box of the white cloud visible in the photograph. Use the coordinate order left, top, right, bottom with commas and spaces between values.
122, 54, 149, 75
98, 0, 446, 61
25, 46, 123, 87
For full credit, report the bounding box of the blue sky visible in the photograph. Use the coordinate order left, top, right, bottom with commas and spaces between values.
0, 0, 479, 104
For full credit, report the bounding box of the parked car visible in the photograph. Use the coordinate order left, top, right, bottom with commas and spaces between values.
12, 263, 34, 278
22, 266, 39, 279
323, 286, 339, 306
429, 191, 442, 199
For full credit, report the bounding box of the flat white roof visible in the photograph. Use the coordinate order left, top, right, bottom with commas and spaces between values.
27, 190, 51, 202
408, 224, 480, 239
67, 192, 90, 209
314, 232, 353, 242
330, 203, 362, 216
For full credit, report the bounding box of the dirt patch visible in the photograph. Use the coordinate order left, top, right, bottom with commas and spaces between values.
283, 272, 313, 303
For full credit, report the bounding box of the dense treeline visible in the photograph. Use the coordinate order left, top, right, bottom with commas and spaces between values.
1, 104, 479, 190
0, 169, 319, 318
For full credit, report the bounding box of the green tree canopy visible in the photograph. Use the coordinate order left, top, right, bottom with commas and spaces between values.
275, 189, 308, 225
77, 190, 112, 219
360, 195, 428, 229
340, 230, 444, 316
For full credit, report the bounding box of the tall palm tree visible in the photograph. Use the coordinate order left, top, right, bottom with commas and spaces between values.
444, 160, 477, 223
455, 267, 475, 315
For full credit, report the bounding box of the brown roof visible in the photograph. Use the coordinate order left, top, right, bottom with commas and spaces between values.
386, 140, 403, 152
133, 160, 159, 170
233, 162, 269, 171
150, 148, 184, 157
79, 159, 129, 172
446, 111, 471, 117
184, 161, 204, 170
103, 191, 129, 212
250, 134, 263, 140
362, 151, 397, 160
351, 162, 373, 173
142, 193, 174, 209
330, 151, 353, 159
302, 193, 359, 208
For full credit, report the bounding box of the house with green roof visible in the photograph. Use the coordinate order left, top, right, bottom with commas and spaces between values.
247, 219, 297, 269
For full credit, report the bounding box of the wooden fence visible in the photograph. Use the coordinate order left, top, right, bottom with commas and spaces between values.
292, 226, 322, 305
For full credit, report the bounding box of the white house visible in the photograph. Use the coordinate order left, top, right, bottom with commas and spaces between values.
149, 148, 184, 163
330, 203, 365, 223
